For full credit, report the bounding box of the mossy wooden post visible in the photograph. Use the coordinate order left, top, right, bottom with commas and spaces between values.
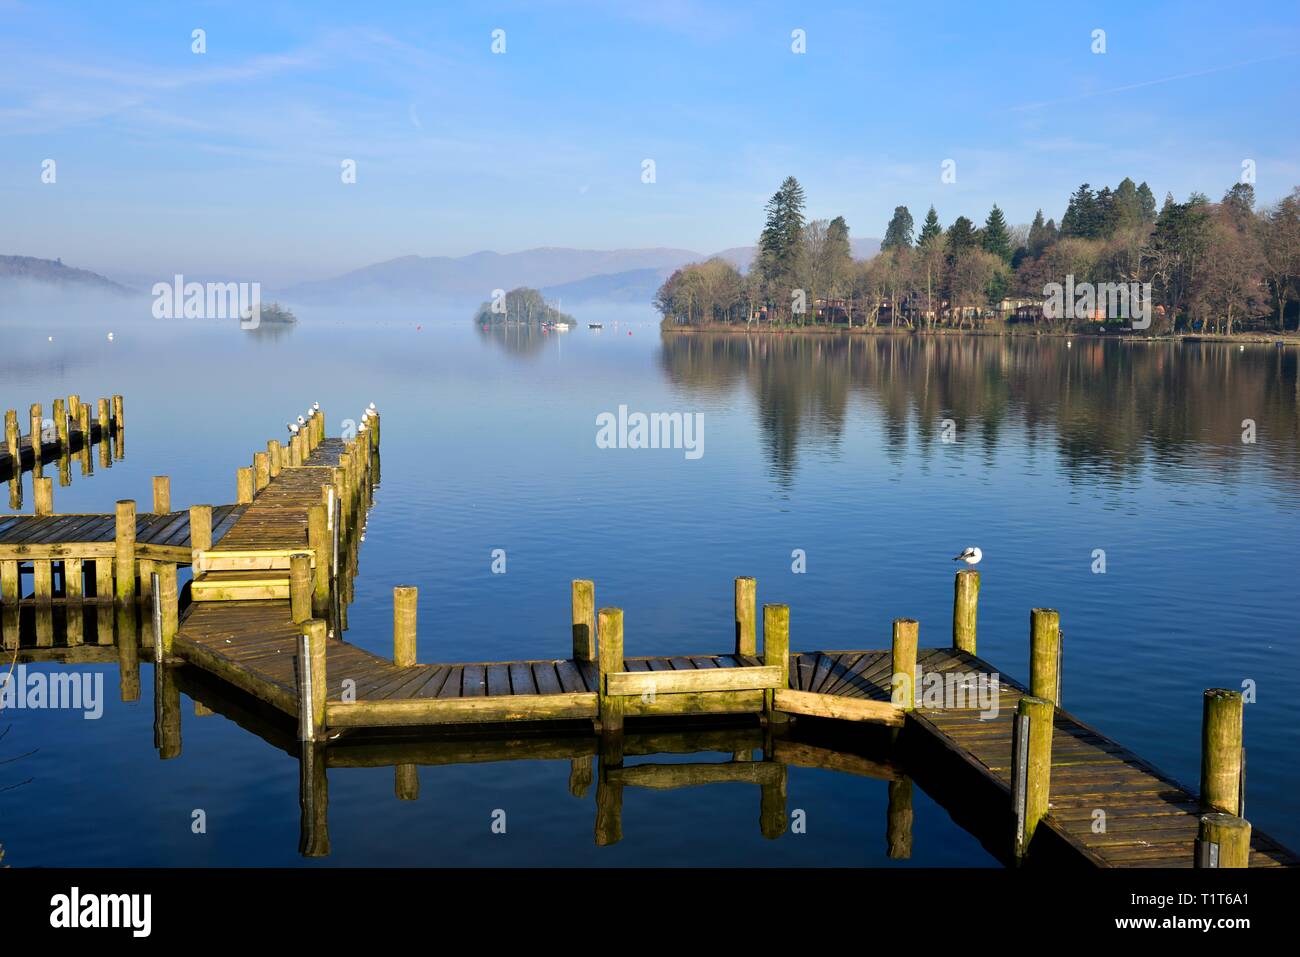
96, 399, 111, 465
298, 619, 328, 742
763, 603, 790, 724
268, 439, 282, 478
568, 757, 593, 798
65, 558, 84, 602
887, 777, 914, 860
953, 569, 979, 654
571, 579, 596, 662
597, 607, 625, 733
1012, 695, 1054, 860
289, 552, 313, 624
891, 618, 919, 711
1196, 813, 1251, 868
759, 764, 788, 840
29, 403, 42, 472
1029, 608, 1061, 705
114, 499, 137, 602
116, 603, 140, 701
307, 504, 329, 615
112, 394, 124, 432
253, 451, 270, 492
189, 505, 212, 565
53, 397, 68, 450
1200, 688, 1244, 815
393, 585, 418, 667
0, 560, 18, 608
33, 558, 53, 602
595, 732, 624, 846
157, 562, 179, 653
236, 467, 254, 505
34, 476, 53, 516
152, 475, 171, 514
735, 576, 756, 656
67, 394, 80, 423
4, 410, 19, 467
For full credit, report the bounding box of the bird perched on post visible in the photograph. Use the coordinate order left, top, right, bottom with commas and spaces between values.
953, 546, 982, 567
287, 422, 300, 435
297, 414, 306, 427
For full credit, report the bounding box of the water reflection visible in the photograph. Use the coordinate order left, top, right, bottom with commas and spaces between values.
659, 333, 1300, 489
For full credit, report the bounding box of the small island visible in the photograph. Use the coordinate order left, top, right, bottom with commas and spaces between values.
256, 301, 298, 324
474, 287, 573, 329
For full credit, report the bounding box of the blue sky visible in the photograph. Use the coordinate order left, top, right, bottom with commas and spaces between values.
2, 0, 1298, 284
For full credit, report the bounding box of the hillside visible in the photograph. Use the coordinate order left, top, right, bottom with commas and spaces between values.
0, 255, 131, 294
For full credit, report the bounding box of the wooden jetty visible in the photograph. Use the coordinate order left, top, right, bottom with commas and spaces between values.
2, 395, 123, 481
3, 403, 1293, 869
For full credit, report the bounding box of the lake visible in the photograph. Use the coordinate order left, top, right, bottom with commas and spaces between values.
2, 306, 1297, 866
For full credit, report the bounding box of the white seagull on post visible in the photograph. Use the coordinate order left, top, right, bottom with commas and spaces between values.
953, 546, 982, 567
287, 422, 300, 435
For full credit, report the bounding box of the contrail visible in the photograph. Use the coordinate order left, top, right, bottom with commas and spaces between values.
1011, 51, 1298, 112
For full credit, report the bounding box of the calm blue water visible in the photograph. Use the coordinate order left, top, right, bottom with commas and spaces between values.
2, 307, 1297, 865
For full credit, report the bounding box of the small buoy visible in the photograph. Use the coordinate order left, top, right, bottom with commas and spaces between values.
107, 332, 114, 341
48, 336, 54, 342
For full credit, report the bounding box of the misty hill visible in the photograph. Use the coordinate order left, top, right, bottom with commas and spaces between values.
283, 247, 704, 304
287, 239, 883, 308
0, 255, 131, 294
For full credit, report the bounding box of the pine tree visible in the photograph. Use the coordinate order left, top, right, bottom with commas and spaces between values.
982, 204, 1013, 262
757, 176, 807, 317
1027, 209, 1051, 258
1137, 182, 1158, 223
917, 206, 942, 246
946, 216, 977, 254
882, 206, 914, 250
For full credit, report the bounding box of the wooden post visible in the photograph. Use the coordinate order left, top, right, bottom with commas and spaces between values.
393, 585, 417, 666
0, 560, 18, 607
114, 500, 137, 601
1196, 813, 1251, 868
4, 410, 18, 466
764, 603, 790, 723
298, 619, 328, 742
298, 742, 331, 857
307, 504, 329, 615
289, 553, 313, 624
571, 579, 596, 662
597, 607, 625, 733
734, 576, 756, 656
890, 617, 919, 710
112, 395, 124, 440
254, 451, 270, 492
953, 569, 979, 654
236, 467, 254, 504
33, 560, 53, 603
189, 505, 212, 563
157, 563, 179, 653
759, 764, 788, 840
268, 439, 282, 478
53, 398, 68, 450
97, 397, 110, 441
65, 558, 84, 602
77, 404, 91, 472
1012, 695, 1054, 859
29, 403, 43, 470
395, 765, 419, 801
152, 475, 171, 513
67, 394, 80, 422
1200, 688, 1244, 815
34, 476, 53, 516
1029, 608, 1061, 705
153, 660, 182, 760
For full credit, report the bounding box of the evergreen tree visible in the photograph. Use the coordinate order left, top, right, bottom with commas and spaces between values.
1223, 182, 1256, 219
1061, 183, 1100, 238
1112, 177, 1142, 232
917, 206, 942, 246
946, 215, 977, 254
1027, 209, 1052, 258
981, 204, 1013, 262
757, 176, 807, 316
882, 206, 914, 250
1137, 182, 1158, 223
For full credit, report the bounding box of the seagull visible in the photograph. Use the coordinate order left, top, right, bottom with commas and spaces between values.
312, 401, 320, 412
287, 422, 300, 435
953, 546, 983, 567
368, 402, 377, 413
305, 408, 315, 419
107, 332, 114, 341
297, 415, 306, 426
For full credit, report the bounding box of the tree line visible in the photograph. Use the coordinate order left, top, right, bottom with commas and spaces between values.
655, 176, 1300, 335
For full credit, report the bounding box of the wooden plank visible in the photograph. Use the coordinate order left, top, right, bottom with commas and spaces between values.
327, 692, 598, 727
774, 689, 904, 726
607, 664, 783, 696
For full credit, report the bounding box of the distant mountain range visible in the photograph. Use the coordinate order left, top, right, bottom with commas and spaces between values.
286, 239, 882, 306
2, 238, 883, 310
0, 255, 131, 294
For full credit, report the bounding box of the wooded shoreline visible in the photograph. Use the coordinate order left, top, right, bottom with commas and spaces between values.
660, 322, 1300, 344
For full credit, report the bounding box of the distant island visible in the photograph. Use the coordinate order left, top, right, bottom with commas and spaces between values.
256, 301, 297, 324
474, 287, 574, 327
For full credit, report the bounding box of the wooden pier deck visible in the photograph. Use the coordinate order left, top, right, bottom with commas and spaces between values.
6, 404, 1293, 868
2, 395, 122, 481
